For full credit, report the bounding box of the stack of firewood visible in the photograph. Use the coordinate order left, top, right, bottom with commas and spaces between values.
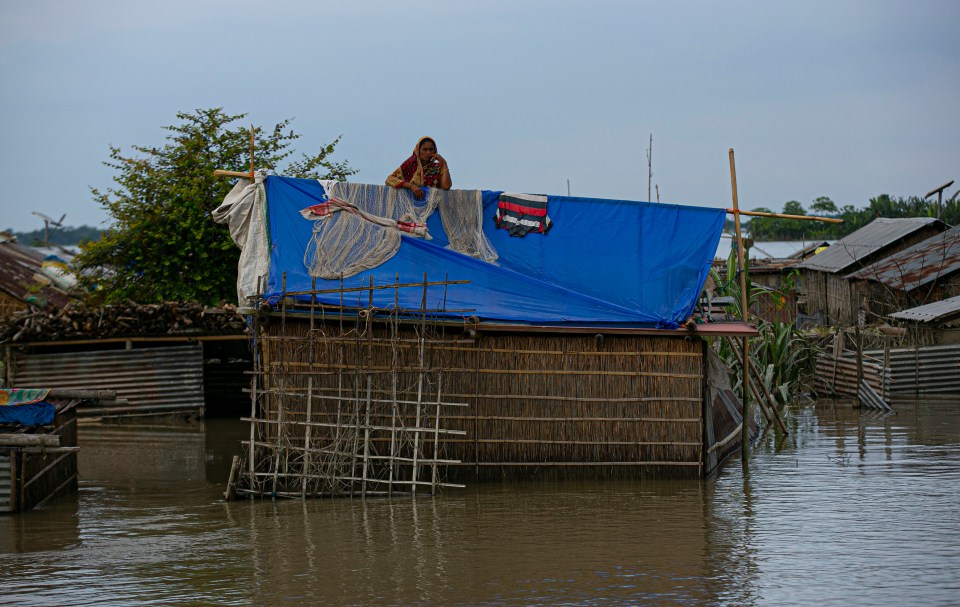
0, 301, 247, 343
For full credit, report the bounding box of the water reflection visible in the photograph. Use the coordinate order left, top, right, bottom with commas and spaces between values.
0, 399, 957, 606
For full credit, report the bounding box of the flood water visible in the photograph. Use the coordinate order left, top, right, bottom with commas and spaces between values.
2, 398, 959, 606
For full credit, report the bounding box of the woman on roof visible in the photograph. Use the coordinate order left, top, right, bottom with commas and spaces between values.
386, 136, 452, 200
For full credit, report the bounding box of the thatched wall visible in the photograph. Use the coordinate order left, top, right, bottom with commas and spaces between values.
250, 316, 707, 487
801, 270, 859, 325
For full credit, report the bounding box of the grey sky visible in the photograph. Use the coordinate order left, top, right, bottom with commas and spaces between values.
1, 0, 958, 231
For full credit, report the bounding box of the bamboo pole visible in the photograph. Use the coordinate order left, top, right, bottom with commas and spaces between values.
0, 434, 59, 447
411, 273, 428, 496
725, 208, 843, 223
301, 277, 316, 498
729, 149, 751, 462
361, 276, 374, 498
213, 169, 253, 179
388, 274, 400, 496
729, 337, 789, 435
248, 275, 262, 486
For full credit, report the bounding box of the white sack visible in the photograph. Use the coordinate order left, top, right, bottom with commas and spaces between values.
212, 171, 269, 311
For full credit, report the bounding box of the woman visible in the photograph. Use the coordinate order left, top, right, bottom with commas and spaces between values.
386, 136, 452, 200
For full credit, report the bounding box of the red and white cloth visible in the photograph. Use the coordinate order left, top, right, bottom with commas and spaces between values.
300, 197, 431, 239
494, 193, 552, 237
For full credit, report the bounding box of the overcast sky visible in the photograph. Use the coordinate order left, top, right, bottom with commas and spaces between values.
1, 0, 958, 231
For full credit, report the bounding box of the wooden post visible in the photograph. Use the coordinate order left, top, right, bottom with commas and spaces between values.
729, 149, 751, 462
883, 339, 891, 399
855, 324, 864, 408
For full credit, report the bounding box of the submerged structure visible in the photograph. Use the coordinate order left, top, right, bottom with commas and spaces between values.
215, 177, 756, 498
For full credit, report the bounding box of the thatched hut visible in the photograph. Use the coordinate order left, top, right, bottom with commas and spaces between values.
215, 178, 756, 497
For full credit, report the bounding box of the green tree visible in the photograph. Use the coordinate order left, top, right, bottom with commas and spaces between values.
810, 196, 838, 215
782, 200, 806, 216
76, 108, 356, 304
744, 207, 775, 240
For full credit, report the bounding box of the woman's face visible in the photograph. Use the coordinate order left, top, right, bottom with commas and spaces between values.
418, 140, 437, 164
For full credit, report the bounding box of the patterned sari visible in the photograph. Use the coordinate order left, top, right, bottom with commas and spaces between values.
386, 136, 444, 189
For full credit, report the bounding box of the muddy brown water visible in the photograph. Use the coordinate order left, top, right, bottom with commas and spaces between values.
1, 398, 958, 606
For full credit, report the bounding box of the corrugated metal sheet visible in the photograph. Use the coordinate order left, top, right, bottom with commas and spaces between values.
13, 345, 204, 416
846, 226, 960, 291
0, 453, 12, 513
0, 239, 72, 310
889, 296, 960, 324
815, 353, 884, 398
869, 344, 960, 394
798, 218, 946, 274
817, 344, 960, 397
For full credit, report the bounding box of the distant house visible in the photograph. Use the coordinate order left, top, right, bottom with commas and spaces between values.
0, 233, 73, 319
887, 295, 960, 345
846, 226, 960, 324
796, 218, 948, 326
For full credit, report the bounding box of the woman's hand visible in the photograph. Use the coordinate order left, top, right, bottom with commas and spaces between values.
410, 185, 425, 200
430, 153, 446, 167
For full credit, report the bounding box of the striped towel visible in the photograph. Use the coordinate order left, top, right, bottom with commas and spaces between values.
494, 193, 553, 237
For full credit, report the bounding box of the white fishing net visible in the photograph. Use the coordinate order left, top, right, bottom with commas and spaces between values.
438, 188, 499, 264
305, 182, 497, 279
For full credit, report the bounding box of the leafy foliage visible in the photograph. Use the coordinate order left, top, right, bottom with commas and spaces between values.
746, 193, 960, 241
75, 108, 356, 304
710, 248, 820, 405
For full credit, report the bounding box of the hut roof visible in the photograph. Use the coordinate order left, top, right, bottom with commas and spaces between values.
217, 178, 726, 328
788, 240, 832, 260
846, 225, 960, 292
0, 234, 73, 311
889, 295, 960, 324
797, 217, 947, 274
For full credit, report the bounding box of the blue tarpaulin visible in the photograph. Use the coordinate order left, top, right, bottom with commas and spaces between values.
0, 402, 55, 426
262, 177, 724, 328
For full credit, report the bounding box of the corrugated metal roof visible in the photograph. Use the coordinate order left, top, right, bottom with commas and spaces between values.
0, 238, 72, 310
846, 226, 960, 291
889, 295, 960, 324
797, 217, 945, 274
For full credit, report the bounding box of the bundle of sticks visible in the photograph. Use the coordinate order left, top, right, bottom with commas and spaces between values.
0, 300, 247, 343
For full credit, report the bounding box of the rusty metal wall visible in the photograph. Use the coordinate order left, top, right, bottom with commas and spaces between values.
815, 343, 960, 398
815, 353, 884, 398
12, 345, 204, 416
869, 344, 960, 395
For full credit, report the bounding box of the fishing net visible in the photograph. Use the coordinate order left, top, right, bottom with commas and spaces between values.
304, 182, 497, 279
438, 188, 499, 264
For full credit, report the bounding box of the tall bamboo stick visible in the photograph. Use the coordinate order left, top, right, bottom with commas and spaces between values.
729, 149, 751, 462
301, 276, 316, 497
